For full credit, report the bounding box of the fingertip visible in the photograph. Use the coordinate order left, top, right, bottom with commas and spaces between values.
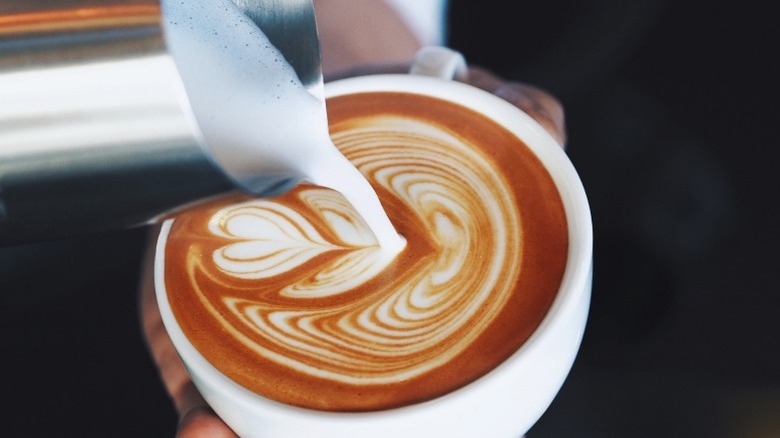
177, 406, 238, 438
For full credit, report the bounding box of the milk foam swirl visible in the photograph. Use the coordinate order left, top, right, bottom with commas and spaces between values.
189, 116, 523, 384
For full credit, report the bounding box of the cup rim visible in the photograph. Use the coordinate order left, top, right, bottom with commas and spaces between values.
154, 73, 593, 421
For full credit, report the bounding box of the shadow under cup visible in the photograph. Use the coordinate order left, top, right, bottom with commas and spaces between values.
155, 74, 592, 438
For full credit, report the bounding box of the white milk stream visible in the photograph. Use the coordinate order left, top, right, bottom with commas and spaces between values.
161, 0, 405, 256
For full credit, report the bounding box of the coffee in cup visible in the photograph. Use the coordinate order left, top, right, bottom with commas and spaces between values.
162, 89, 568, 412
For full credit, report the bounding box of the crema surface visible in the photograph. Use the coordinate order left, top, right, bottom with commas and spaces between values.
164, 92, 568, 411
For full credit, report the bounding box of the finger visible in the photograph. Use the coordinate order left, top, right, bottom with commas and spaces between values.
139, 227, 235, 436
493, 82, 567, 147
177, 405, 238, 438
467, 67, 567, 147
139, 228, 190, 412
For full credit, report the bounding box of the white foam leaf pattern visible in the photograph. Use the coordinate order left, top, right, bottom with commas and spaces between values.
209, 188, 393, 298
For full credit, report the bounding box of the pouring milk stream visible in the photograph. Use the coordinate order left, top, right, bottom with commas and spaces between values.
162, 0, 405, 256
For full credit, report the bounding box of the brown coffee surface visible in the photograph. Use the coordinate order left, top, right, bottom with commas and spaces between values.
164, 92, 568, 411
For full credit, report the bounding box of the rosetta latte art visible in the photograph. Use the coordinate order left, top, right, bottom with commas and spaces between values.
166, 92, 568, 411
189, 116, 521, 384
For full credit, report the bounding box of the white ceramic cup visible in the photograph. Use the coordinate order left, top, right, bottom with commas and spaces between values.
155, 47, 592, 438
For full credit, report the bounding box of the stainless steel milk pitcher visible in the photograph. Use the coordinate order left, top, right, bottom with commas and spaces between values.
0, 0, 322, 246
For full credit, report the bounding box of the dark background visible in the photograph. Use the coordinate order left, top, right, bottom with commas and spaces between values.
1, 0, 778, 436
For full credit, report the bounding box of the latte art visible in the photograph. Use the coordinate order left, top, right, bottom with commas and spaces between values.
209, 189, 390, 294
199, 115, 520, 383
164, 92, 568, 411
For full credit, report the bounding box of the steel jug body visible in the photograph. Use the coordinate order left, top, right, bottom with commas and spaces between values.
0, 0, 310, 245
